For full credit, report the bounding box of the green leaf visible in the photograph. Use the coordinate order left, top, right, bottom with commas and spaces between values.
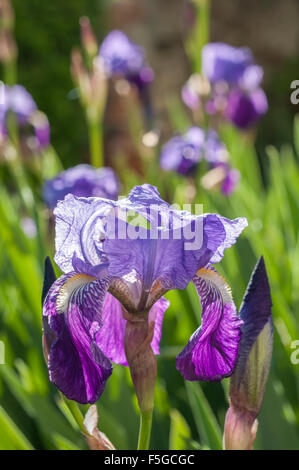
185, 382, 222, 450
169, 409, 191, 450
0, 405, 34, 450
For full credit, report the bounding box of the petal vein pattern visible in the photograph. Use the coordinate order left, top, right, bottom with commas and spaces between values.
176, 268, 243, 381
42, 272, 112, 403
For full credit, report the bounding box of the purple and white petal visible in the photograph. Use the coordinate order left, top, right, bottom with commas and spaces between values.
54, 194, 115, 273
209, 216, 248, 264
176, 268, 243, 381
43, 272, 112, 404
103, 214, 227, 303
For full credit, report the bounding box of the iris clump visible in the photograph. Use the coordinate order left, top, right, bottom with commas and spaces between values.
43, 164, 119, 209
182, 42, 268, 129
42, 184, 247, 404
0, 84, 50, 148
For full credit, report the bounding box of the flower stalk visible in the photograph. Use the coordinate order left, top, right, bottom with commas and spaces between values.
88, 117, 104, 168
0, 0, 18, 84
123, 309, 156, 450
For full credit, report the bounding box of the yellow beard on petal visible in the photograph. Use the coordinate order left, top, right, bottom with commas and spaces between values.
196, 268, 232, 304
56, 274, 96, 314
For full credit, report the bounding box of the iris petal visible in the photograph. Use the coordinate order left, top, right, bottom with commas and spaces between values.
104, 214, 226, 298
54, 194, 115, 273
95, 293, 169, 365
43, 272, 112, 404
176, 268, 242, 381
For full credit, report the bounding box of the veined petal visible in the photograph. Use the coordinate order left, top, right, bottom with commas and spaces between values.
176, 268, 242, 381
95, 293, 169, 366
54, 194, 115, 273
104, 214, 226, 307
209, 216, 248, 264
42, 272, 112, 404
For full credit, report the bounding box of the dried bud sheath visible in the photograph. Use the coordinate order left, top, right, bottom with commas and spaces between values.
224, 406, 258, 450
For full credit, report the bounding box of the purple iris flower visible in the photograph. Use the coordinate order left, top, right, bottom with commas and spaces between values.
182, 43, 268, 129
221, 166, 240, 196
42, 184, 247, 404
1, 84, 37, 123
99, 30, 154, 89
204, 130, 239, 195
225, 87, 268, 129
202, 43, 253, 84
160, 127, 205, 175
0, 84, 50, 148
204, 129, 229, 165
43, 164, 119, 209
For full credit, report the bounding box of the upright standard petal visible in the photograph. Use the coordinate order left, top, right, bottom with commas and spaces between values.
99, 30, 145, 77
209, 215, 248, 264
95, 293, 169, 366
103, 213, 227, 307
43, 272, 112, 404
202, 43, 252, 84
176, 268, 243, 381
54, 194, 115, 273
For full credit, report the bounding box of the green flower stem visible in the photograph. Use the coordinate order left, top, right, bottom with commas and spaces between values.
194, 0, 211, 73
88, 118, 103, 168
137, 408, 153, 450
62, 395, 86, 434
123, 311, 157, 450
6, 114, 36, 215
4, 58, 17, 86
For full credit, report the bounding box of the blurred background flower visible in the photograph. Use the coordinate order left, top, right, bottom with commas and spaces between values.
183, 42, 268, 129
160, 127, 204, 174
0, 84, 50, 149
99, 30, 154, 90
43, 164, 119, 208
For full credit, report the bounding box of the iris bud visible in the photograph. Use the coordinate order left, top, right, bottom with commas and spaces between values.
224, 256, 273, 450
79, 16, 98, 60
